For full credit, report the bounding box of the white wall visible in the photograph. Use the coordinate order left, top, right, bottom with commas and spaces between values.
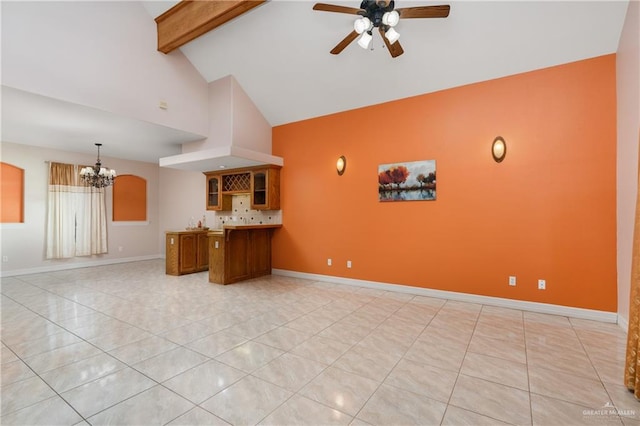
1, 1, 209, 136
181, 76, 272, 154
0, 141, 227, 273
616, 0, 640, 327
182, 77, 233, 153
231, 76, 272, 153
0, 142, 162, 276
158, 166, 210, 254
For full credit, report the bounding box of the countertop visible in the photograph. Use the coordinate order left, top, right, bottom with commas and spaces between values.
168, 225, 282, 235
208, 224, 282, 233
166, 229, 211, 234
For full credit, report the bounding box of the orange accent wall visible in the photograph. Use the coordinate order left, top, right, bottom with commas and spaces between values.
0, 162, 24, 223
272, 54, 617, 312
113, 174, 147, 221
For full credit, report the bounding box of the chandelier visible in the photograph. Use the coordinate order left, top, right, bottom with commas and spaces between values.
80, 143, 116, 188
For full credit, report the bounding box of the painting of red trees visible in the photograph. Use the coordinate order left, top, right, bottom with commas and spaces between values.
378, 160, 436, 201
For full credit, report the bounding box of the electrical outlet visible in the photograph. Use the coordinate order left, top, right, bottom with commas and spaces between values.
327, 258, 332, 266
347, 260, 352, 268
118, 246, 123, 252
538, 279, 546, 290
509, 276, 516, 286
2, 256, 8, 262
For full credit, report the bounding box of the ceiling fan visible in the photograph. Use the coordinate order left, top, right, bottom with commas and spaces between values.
313, 0, 450, 58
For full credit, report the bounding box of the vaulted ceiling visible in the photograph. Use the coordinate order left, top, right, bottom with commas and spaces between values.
144, 0, 628, 126
1, 1, 630, 163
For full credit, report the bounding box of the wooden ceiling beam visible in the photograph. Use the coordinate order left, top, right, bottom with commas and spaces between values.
155, 0, 266, 54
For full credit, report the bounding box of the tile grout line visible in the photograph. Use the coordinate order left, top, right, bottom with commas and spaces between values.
571, 318, 626, 424
438, 301, 483, 425
2, 261, 632, 425
0, 343, 89, 424
348, 294, 443, 423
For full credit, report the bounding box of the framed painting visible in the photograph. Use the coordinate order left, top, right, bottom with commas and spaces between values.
378, 160, 436, 202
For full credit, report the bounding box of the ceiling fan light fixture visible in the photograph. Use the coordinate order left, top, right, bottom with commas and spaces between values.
385, 27, 400, 44
357, 31, 373, 49
382, 10, 400, 26
313, 2, 451, 58
353, 17, 372, 34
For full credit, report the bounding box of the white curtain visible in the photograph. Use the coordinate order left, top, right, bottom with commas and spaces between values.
46, 163, 76, 258
46, 162, 108, 259
75, 185, 108, 256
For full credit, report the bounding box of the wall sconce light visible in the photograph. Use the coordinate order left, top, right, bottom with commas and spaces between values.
492, 136, 507, 163
336, 155, 347, 175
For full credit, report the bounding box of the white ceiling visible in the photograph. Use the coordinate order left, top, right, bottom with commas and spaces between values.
160, 0, 629, 126
1, 0, 630, 164
0, 86, 204, 161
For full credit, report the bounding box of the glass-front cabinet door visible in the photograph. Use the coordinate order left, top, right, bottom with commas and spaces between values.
251, 170, 267, 209
206, 168, 278, 212
206, 174, 222, 210
251, 167, 280, 210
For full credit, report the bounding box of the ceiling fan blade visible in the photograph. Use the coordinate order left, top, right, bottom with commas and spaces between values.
330, 30, 359, 54
396, 5, 450, 19
379, 27, 404, 58
313, 3, 362, 14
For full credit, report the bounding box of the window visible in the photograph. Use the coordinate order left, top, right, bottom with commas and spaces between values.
1, 162, 24, 223
112, 174, 147, 221
46, 162, 108, 258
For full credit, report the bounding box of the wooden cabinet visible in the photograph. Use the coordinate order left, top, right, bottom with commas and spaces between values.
166, 230, 209, 275
206, 174, 231, 211
204, 166, 280, 211
208, 225, 280, 284
249, 228, 272, 276
196, 232, 209, 270
251, 167, 280, 210
226, 229, 252, 282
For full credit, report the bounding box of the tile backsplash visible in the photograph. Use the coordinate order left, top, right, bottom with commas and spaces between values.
208, 194, 282, 228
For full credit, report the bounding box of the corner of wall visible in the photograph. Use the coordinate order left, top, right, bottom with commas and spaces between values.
230, 77, 272, 154
616, 0, 640, 324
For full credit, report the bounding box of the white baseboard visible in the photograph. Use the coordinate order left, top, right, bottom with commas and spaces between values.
618, 314, 629, 332
272, 269, 618, 324
0, 255, 163, 278
1, 261, 620, 325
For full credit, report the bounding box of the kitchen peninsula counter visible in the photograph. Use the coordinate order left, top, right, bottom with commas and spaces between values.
208, 224, 281, 284
218, 224, 283, 231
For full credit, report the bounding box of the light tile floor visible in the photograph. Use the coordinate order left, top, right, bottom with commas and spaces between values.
1, 260, 638, 425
